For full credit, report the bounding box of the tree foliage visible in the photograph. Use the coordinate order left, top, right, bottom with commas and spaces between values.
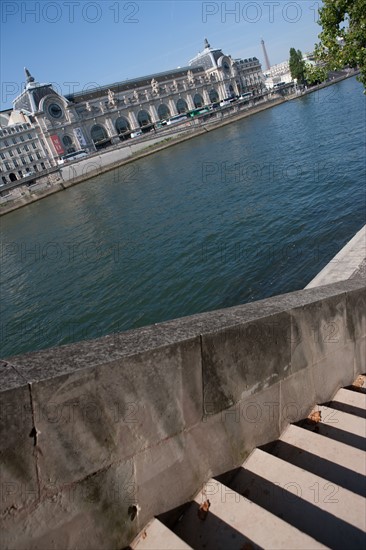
304, 64, 328, 85
315, 0, 366, 89
289, 48, 306, 84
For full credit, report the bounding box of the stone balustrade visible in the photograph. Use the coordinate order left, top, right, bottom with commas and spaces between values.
0, 277, 365, 549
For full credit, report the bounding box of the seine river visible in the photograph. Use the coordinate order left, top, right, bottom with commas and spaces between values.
1, 76, 365, 358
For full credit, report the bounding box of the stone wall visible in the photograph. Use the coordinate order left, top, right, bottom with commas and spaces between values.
1, 277, 365, 549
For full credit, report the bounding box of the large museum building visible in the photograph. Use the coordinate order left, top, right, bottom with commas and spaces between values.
0, 40, 264, 185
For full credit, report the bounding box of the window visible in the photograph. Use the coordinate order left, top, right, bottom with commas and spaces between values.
2, 177, 7, 185
36, 152, 41, 159
0, 152, 6, 160
4, 140, 8, 146
17, 147, 21, 154
18, 170, 23, 177
20, 135, 24, 142
115, 117, 131, 134
24, 145, 29, 152
48, 103, 63, 119
13, 160, 18, 167
32, 142, 37, 149
29, 154, 34, 162
62, 135, 75, 153
5, 162, 10, 170
90, 124, 109, 143
9, 150, 13, 157
33, 165, 38, 171
21, 157, 26, 165
41, 162, 46, 170
12, 138, 16, 144
62, 135, 73, 147
28, 133, 32, 139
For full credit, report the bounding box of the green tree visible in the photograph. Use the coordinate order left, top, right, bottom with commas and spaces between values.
315, 0, 366, 89
304, 64, 328, 85
289, 48, 306, 84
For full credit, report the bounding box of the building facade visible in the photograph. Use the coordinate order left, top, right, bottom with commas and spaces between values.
0, 40, 264, 185
263, 61, 293, 88
0, 118, 54, 186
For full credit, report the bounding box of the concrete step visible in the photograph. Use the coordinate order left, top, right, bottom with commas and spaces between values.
172, 478, 326, 550
311, 405, 366, 440
348, 374, 366, 391
278, 423, 366, 476
333, 387, 366, 409
130, 377, 366, 549
229, 448, 365, 548
331, 387, 366, 417
130, 518, 192, 549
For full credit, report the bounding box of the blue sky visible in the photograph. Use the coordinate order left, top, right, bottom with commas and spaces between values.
1, 1, 323, 109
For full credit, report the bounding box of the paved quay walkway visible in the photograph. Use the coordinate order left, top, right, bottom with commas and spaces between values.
306, 225, 366, 288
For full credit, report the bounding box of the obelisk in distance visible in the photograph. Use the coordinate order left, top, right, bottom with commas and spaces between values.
260, 39, 271, 71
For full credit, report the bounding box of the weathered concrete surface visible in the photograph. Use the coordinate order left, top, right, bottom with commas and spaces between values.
133, 380, 365, 550
306, 225, 366, 288
1, 278, 365, 549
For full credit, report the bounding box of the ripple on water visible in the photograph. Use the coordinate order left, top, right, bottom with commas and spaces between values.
1, 76, 365, 357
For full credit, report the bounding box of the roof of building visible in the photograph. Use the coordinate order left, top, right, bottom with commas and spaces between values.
66, 66, 204, 103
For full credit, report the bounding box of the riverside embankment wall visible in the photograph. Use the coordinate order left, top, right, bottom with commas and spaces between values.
1, 276, 365, 549
0, 70, 359, 217
0, 95, 286, 216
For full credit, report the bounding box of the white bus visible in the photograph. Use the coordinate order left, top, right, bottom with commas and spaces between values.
57, 150, 88, 165
166, 115, 188, 125
238, 92, 253, 100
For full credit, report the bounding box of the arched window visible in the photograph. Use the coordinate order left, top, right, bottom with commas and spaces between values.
62, 135, 75, 154
115, 116, 130, 135
193, 94, 204, 108
157, 104, 170, 120
209, 89, 219, 103
137, 110, 151, 127
91, 124, 109, 144
176, 98, 188, 114
9, 173, 17, 182
91, 124, 111, 150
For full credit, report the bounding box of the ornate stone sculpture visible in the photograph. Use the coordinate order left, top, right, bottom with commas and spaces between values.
187, 70, 195, 86
107, 89, 117, 106
151, 78, 160, 95
67, 109, 76, 122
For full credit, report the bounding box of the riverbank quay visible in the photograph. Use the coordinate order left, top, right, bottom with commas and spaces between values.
286, 68, 360, 102
0, 95, 285, 216
306, 225, 366, 288
1, 250, 365, 549
0, 70, 360, 217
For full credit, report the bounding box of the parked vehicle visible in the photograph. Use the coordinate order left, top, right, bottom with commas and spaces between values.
166, 115, 188, 125
57, 150, 88, 165
130, 130, 143, 138
238, 92, 253, 100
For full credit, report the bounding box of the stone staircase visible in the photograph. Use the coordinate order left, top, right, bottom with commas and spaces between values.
130, 376, 366, 550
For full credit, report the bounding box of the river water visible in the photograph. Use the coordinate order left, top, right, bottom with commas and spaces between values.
1, 76, 365, 358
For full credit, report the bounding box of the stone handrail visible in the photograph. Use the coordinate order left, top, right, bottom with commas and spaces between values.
1, 277, 365, 549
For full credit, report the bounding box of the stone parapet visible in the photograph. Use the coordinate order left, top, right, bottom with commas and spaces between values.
1, 277, 365, 549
